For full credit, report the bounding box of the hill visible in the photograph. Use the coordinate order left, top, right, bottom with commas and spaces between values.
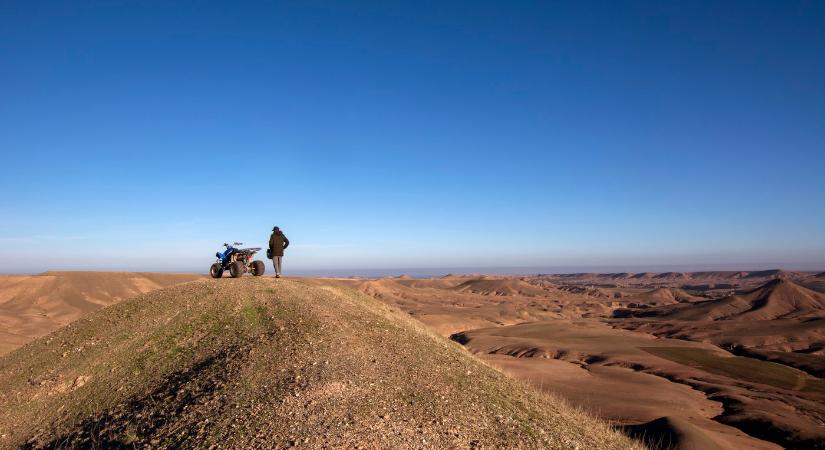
0, 272, 202, 355
539, 270, 819, 292
620, 279, 825, 321
624, 287, 701, 306
0, 278, 638, 449
622, 416, 724, 450
451, 278, 550, 297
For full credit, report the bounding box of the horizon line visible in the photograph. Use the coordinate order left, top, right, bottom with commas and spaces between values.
3, 263, 824, 277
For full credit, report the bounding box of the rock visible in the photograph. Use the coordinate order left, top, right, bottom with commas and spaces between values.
73, 376, 89, 388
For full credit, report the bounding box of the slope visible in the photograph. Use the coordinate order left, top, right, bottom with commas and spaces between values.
625, 288, 702, 306
0, 278, 638, 449
622, 279, 825, 321
451, 278, 551, 297
0, 272, 202, 355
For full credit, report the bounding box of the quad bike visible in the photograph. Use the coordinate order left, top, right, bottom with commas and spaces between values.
210, 242, 265, 278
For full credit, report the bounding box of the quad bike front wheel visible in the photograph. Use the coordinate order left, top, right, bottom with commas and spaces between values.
251, 260, 265, 276
229, 261, 245, 278
210, 263, 224, 278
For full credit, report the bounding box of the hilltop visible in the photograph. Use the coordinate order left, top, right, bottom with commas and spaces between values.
0, 278, 637, 449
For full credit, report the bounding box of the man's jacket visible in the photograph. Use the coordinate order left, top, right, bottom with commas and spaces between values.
269, 231, 289, 257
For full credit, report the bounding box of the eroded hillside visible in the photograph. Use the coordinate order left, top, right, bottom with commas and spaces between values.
0, 278, 638, 449
0, 272, 202, 355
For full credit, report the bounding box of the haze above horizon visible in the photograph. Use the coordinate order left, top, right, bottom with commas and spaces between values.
1, 1, 824, 273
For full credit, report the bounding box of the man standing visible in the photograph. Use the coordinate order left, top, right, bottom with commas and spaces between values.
268, 226, 289, 278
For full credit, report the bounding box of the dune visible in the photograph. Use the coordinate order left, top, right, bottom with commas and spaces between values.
0, 278, 638, 449
0, 272, 201, 355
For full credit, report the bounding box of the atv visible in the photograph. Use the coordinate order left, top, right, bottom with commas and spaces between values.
210, 242, 266, 278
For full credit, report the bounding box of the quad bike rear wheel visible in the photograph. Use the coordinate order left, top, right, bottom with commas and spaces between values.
251, 260, 265, 276
210, 263, 223, 278
229, 261, 245, 278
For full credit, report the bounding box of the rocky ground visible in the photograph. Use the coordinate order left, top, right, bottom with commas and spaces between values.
0, 278, 638, 449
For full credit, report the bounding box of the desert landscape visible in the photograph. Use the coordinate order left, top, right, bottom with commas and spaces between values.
307, 270, 825, 449
4, 1, 822, 448
0, 272, 202, 356
0, 275, 638, 449
1, 270, 823, 449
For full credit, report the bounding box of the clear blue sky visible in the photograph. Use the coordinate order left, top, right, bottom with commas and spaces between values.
1, 1, 824, 274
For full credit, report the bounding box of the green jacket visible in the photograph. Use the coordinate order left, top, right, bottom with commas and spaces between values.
269, 231, 289, 257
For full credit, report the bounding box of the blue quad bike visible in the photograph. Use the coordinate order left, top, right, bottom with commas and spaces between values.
210, 242, 266, 278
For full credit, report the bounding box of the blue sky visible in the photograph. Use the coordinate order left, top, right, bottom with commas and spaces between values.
1, 1, 824, 274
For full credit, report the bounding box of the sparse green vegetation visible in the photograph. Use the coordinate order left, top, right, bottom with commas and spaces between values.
642, 347, 825, 394
0, 279, 640, 449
